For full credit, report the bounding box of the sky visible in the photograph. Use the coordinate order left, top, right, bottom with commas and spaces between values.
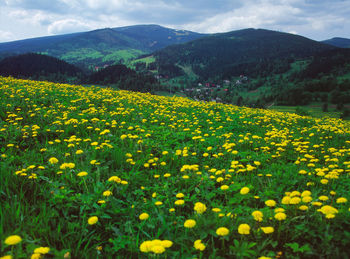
1, 0, 350, 43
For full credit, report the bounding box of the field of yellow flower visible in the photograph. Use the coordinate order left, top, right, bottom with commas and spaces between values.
1, 76, 350, 258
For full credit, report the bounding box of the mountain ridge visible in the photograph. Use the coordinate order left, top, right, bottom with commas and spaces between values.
0, 25, 205, 70
322, 37, 350, 48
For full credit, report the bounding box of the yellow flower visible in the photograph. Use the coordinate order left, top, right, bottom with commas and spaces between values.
216, 227, 229, 236
240, 187, 250, 195
299, 170, 307, 175
274, 212, 287, 221
252, 210, 263, 222
88, 216, 98, 225
75, 150, 84, 154
108, 176, 121, 183
150, 245, 165, 254
336, 197, 347, 203
194, 240, 206, 251
48, 157, 58, 164
176, 193, 185, 198
77, 171, 88, 177
4, 235, 22, 245
184, 219, 196, 228
289, 197, 301, 204
155, 201, 163, 206
139, 213, 149, 220
161, 240, 173, 248
140, 241, 153, 253
319, 196, 328, 201
194, 202, 207, 214
299, 205, 308, 211
238, 224, 250, 235
33, 247, 50, 254
301, 190, 311, 197
265, 200, 276, 207
260, 226, 274, 234
220, 185, 229, 190
31, 254, 41, 259
320, 179, 329, 184
103, 190, 112, 196
281, 196, 291, 204
317, 205, 338, 216
90, 160, 97, 165
175, 200, 185, 206
302, 196, 313, 203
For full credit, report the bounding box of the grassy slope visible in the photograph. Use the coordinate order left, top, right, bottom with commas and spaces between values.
1, 76, 350, 258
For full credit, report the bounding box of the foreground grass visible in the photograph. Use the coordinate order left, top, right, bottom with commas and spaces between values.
0, 76, 350, 258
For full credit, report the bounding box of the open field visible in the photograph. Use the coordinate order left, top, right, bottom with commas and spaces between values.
1, 76, 350, 258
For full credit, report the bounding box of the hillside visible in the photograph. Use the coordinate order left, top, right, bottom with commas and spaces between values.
322, 37, 350, 48
1, 76, 350, 258
146, 29, 350, 108
0, 53, 83, 83
153, 28, 336, 79
0, 25, 205, 70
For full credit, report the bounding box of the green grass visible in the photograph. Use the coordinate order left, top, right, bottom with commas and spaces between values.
102, 49, 146, 64
128, 55, 156, 68
270, 104, 343, 119
1, 76, 350, 258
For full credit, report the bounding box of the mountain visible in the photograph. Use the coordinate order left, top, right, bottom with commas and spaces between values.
146, 28, 350, 107
113, 24, 206, 51
153, 28, 336, 80
0, 53, 83, 83
0, 25, 205, 70
322, 37, 350, 48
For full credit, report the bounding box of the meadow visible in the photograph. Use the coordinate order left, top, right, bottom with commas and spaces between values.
0, 76, 350, 258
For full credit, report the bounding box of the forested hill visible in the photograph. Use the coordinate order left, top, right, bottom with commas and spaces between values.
0, 25, 205, 70
154, 28, 336, 79
0, 53, 83, 83
85, 64, 161, 93
322, 37, 350, 48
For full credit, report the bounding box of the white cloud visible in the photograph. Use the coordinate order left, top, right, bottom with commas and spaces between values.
0, 30, 15, 42
48, 19, 92, 35
184, 1, 302, 33
1, 0, 350, 42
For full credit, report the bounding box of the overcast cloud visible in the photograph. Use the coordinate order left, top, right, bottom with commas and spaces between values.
1, 0, 350, 42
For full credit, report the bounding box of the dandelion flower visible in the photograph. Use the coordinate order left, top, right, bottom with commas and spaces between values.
184, 219, 196, 228
260, 227, 274, 234
238, 224, 250, 235
220, 185, 229, 190
240, 187, 250, 195
252, 210, 263, 222
175, 200, 185, 206
274, 212, 287, 221
103, 190, 112, 196
194, 202, 207, 214
265, 200, 276, 207
336, 197, 347, 203
194, 240, 206, 251
139, 213, 149, 221
216, 227, 229, 236
77, 171, 88, 177
4, 235, 22, 245
33, 247, 50, 254
48, 157, 58, 164
150, 245, 165, 254
88, 216, 98, 225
